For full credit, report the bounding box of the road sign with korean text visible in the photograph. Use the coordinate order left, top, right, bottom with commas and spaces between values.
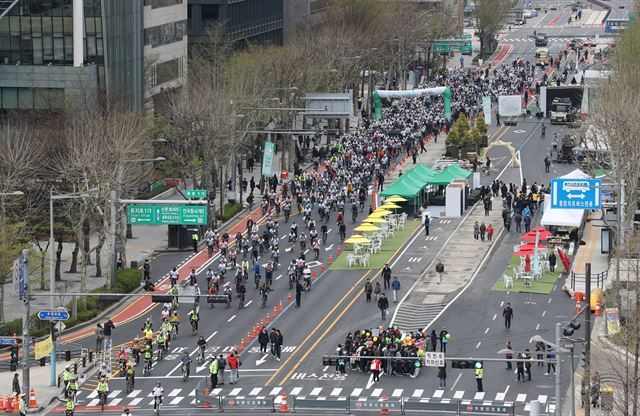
127, 205, 207, 225
551, 178, 601, 209
37, 309, 70, 321
423, 351, 445, 367
185, 190, 207, 199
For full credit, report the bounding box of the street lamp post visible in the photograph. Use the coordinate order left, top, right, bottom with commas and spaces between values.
530, 327, 571, 416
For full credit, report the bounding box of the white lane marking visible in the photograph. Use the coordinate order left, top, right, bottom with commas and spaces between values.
276, 274, 283, 280
170, 397, 184, 405
484, 327, 490, 334
476, 341, 482, 348
351, 388, 363, 397
450, 373, 462, 391
290, 387, 302, 396
538, 395, 548, 404
108, 398, 122, 406
536, 323, 540, 330
500, 301, 504, 307
168, 389, 181, 397
87, 391, 98, 399
542, 310, 547, 317
128, 398, 143, 406
87, 399, 99, 407
412, 389, 423, 398
310, 388, 322, 396
453, 390, 464, 399
127, 390, 141, 398
269, 387, 282, 396
330, 388, 342, 396
229, 388, 242, 396
433, 390, 444, 398
516, 394, 527, 402
250, 388, 263, 396
245, 300, 253, 307
392, 389, 403, 397
474, 392, 485, 400
492, 314, 497, 320
228, 315, 236, 322
371, 388, 383, 397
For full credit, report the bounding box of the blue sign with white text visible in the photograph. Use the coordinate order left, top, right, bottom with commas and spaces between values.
0, 338, 17, 345
37, 309, 70, 321
551, 178, 601, 209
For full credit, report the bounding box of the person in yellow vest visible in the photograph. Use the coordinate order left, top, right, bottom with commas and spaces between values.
58, 396, 74, 416
62, 365, 72, 397
192, 231, 199, 253
474, 361, 484, 392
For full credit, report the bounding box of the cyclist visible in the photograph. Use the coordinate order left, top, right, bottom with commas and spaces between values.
303, 265, 312, 290
188, 268, 197, 286
64, 397, 74, 416
130, 337, 141, 364
170, 286, 179, 308
66, 377, 78, 400
143, 344, 153, 374
62, 365, 72, 397
169, 267, 179, 287
170, 312, 180, 336
125, 362, 135, 391
206, 236, 215, 257
283, 200, 291, 222
188, 308, 199, 333
156, 331, 167, 359
97, 376, 109, 406
197, 336, 207, 362
180, 351, 192, 380
237, 282, 246, 308
339, 221, 346, 242
260, 282, 268, 307
290, 222, 298, 239
287, 262, 296, 289
143, 317, 153, 332
224, 286, 233, 307
161, 319, 172, 340
121, 408, 131, 416
116, 346, 128, 375
143, 327, 154, 346
541, 122, 546, 139
151, 382, 164, 412
312, 239, 321, 260
193, 285, 201, 308
265, 261, 274, 290
351, 203, 358, 222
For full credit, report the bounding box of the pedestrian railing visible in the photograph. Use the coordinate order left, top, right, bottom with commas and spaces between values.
195, 388, 515, 415
570, 270, 608, 290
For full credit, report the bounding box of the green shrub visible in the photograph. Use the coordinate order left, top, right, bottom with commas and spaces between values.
219, 203, 243, 221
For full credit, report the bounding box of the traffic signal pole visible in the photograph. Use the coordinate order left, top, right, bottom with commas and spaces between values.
22, 248, 31, 405
584, 262, 591, 416
555, 322, 562, 416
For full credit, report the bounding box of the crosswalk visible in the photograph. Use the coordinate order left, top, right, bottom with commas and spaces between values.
391, 302, 447, 331
68, 387, 554, 412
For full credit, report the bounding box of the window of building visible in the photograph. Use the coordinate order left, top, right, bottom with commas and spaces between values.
155, 58, 180, 85
144, 20, 187, 48
0, 87, 64, 110
144, 0, 183, 9
201, 5, 219, 30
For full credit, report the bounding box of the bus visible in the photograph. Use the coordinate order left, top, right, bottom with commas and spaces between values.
605, 11, 630, 32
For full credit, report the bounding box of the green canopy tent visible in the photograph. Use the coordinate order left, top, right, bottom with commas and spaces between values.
380, 165, 438, 210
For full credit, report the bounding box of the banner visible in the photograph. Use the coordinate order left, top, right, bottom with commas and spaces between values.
482, 96, 492, 125
35, 336, 53, 360
498, 95, 522, 117
261, 142, 275, 177
606, 307, 621, 335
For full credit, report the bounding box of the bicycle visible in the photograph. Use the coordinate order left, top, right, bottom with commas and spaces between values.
181, 363, 189, 382
261, 291, 268, 308
238, 293, 245, 309
288, 274, 295, 290
153, 395, 162, 414
197, 346, 205, 365
126, 375, 134, 394
191, 320, 198, 336
157, 346, 165, 362
99, 391, 108, 411
144, 358, 152, 376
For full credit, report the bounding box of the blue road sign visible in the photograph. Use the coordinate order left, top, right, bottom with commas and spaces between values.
37, 309, 70, 321
551, 178, 601, 209
0, 337, 17, 345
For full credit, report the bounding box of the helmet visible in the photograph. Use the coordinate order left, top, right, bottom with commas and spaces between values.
156, 381, 161, 386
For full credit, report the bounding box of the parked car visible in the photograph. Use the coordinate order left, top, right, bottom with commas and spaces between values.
535, 33, 548, 46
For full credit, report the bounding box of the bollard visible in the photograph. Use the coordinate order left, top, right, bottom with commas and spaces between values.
74, 362, 78, 374
89, 350, 93, 362
312, 271, 317, 280
82, 356, 86, 367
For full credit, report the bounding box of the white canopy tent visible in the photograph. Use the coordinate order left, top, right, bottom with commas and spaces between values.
540, 168, 590, 227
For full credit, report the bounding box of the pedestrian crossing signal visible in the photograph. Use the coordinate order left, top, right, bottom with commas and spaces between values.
563, 321, 581, 336
451, 359, 475, 369
10, 346, 18, 371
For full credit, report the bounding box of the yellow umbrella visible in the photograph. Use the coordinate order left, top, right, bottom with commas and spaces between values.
344, 235, 370, 244
381, 202, 401, 209
385, 196, 408, 202
354, 223, 381, 232
365, 217, 388, 223
370, 209, 392, 217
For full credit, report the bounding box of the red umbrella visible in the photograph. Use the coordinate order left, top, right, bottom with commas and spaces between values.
514, 247, 534, 256
525, 255, 531, 272
521, 242, 548, 250
557, 249, 571, 272
520, 229, 552, 241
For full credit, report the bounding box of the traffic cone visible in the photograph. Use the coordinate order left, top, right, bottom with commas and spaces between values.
287, 292, 292, 302
4, 395, 11, 411
12, 396, 19, 411
321, 263, 325, 273
279, 300, 284, 312
312, 271, 317, 281
595, 302, 602, 316
0, 394, 5, 410
260, 319, 264, 328
279, 392, 289, 413
575, 300, 581, 313
380, 394, 391, 415
273, 306, 278, 317
201, 387, 211, 408
253, 326, 258, 337
247, 331, 252, 343
337, 246, 342, 255
266, 313, 271, 324
329, 256, 333, 265
29, 388, 37, 408
239, 338, 245, 350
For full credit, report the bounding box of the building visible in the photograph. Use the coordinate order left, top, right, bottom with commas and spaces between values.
187, 0, 283, 48
283, 0, 328, 44
0, 0, 187, 116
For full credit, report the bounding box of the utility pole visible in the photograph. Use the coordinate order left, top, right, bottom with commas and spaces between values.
22, 248, 30, 405
110, 190, 117, 288
555, 322, 562, 416
584, 262, 592, 416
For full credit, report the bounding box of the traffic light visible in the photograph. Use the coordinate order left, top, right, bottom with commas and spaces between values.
10, 345, 18, 371
563, 321, 581, 336
452, 360, 475, 369
151, 295, 173, 303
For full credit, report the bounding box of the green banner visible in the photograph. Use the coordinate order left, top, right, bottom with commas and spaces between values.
127, 205, 207, 225
262, 141, 275, 176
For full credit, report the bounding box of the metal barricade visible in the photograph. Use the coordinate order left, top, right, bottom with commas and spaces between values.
294, 397, 349, 413
194, 389, 274, 413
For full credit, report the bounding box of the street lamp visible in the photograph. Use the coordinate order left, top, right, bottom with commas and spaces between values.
531, 325, 571, 416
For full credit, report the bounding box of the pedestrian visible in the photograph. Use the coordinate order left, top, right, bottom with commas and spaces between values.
370, 357, 382, 382
18, 394, 26, 416
258, 328, 269, 353
546, 346, 556, 375
364, 280, 373, 302
505, 341, 513, 370
475, 362, 484, 392
535, 341, 546, 367
460, 55, 464, 68
381, 264, 392, 290
391, 277, 400, 303
514, 212, 522, 233
438, 364, 447, 388
548, 252, 557, 272
191, 230, 199, 253
12, 373, 20, 396
423, 213, 430, 236
95, 323, 104, 353
516, 353, 525, 381
274, 329, 283, 361
209, 356, 219, 389
217, 354, 227, 386
378, 293, 389, 320
295, 280, 303, 307
430, 329, 438, 352
102, 319, 115, 351
544, 156, 551, 173
226, 352, 240, 384
479, 222, 486, 241
524, 215, 531, 233
505, 215, 512, 232
269, 328, 278, 359
487, 224, 494, 241
439, 327, 449, 353
473, 221, 480, 240
524, 349, 532, 381
502, 302, 513, 330
496, 110, 501, 126
374, 281, 382, 301
435, 259, 444, 284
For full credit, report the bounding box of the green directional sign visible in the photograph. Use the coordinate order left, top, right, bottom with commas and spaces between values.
127, 205, 207, 225
185, 189, 207, 199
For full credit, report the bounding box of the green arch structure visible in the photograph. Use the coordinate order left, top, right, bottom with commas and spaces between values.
372, 87, 451, 122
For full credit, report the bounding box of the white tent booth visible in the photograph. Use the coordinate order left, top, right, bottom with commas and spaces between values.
541, 169, 590, 228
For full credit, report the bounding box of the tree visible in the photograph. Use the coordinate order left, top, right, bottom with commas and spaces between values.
446, 114, 472, 148
472, 0, 509, 56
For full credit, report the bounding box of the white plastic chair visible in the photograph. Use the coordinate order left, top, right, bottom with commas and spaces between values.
503, 274, 514, 288
347, 254, 356, 268
361, 253, 370, 267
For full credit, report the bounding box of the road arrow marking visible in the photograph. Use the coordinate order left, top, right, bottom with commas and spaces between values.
403, 267, 412, 271
285, 247, 292, 252
256, 354, 269, 366
324, 244, 334, 251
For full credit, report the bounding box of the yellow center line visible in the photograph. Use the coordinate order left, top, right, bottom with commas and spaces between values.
270, 222, 424, 386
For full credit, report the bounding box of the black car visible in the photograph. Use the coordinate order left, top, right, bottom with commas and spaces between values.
534, 33, 548, 46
